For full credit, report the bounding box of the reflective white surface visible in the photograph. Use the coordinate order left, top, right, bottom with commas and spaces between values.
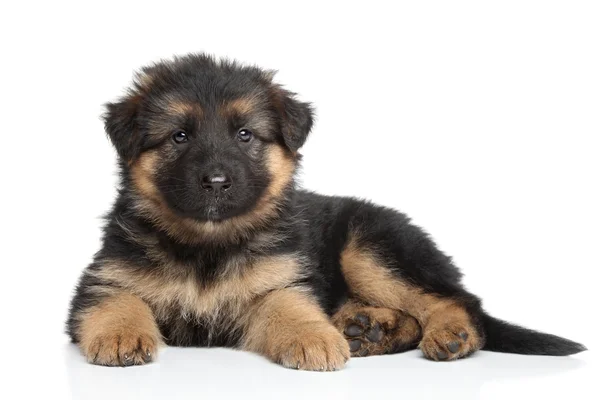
58, 343, 594, 400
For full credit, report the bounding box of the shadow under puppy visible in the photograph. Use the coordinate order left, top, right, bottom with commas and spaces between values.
67, 54, 585, 370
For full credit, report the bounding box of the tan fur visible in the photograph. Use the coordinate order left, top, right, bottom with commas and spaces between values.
340, 234, 482, 360
220, 96, 277, 138
331, 300, 421, 357
242, 288, 350, 371
417, 302, 481, 360
88, 254, 305, 330
222, 97, 255, 116
75, 293, 162, 366
332, 301, 400, 328
129, 144, 296, 244
166, 99, 203, 117
135, 71, 155, 90
130, 150, 162, 200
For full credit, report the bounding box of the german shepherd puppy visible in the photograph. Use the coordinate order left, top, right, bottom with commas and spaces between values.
67, 54, 585, 369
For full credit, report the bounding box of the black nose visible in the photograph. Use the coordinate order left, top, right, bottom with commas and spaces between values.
201, 172, 232, 193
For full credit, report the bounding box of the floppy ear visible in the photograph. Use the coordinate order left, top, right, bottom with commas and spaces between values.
103, 68, 156, 162
271, 87, 314, 152
102, 90, 144, 162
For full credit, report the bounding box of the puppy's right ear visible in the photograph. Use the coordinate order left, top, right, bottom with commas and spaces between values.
103, 89, 144, 162
103, 67, 156, 162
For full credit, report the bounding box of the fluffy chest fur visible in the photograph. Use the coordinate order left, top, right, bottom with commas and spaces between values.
86, 242, 306, 346
90, 254, 303, 317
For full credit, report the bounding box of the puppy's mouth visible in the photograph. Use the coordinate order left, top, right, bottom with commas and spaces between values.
167, 195, 241, 222
204, 204, 226, 221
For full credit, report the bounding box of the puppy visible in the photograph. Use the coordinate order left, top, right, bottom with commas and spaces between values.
67, 54, 585, 369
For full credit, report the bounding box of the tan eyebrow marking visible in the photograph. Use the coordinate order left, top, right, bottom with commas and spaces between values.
166, 100, 203, 117
221, 97, 256, 117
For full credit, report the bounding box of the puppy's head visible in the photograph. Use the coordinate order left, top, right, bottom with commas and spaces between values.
104, 54, 313, 240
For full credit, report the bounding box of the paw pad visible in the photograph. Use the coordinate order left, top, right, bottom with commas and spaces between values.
420, 325, 480, 361
334, 305, 422, 357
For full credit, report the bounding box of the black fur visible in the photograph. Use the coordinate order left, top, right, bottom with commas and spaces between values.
67, 54, 585, 359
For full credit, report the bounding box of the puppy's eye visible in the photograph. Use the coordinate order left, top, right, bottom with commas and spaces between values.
172, 130, 188, 144
237, 129, 253, 142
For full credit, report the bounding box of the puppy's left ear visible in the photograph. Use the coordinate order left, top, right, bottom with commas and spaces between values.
271, 87, 314, 152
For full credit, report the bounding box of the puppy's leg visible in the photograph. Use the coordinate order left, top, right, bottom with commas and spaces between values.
331, 300, 421, 357
242, 287, 350, 371
340, 219, 485, 361
68, 283, 162, 366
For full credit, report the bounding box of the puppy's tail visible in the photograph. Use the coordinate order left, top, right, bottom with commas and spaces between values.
481, 313, 586, 356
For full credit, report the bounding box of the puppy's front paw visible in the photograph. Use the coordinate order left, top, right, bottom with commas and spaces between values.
75, 293, 162, 366
276, 322, 350, 371
84, 330, 160, 366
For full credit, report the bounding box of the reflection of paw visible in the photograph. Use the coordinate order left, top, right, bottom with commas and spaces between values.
335, 306, 421, 357
277, 322, 350, 371
85, 331, 160, 366
420, 323, 480, 361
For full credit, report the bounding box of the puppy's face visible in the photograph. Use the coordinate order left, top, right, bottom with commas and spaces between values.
150, 95, 269, 221
104, 55, 313, 225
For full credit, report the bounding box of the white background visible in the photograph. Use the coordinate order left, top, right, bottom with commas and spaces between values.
1, 1, 598, 399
